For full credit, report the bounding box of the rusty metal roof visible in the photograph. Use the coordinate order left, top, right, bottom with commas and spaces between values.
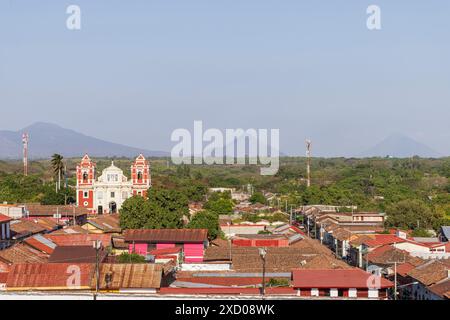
48, 246, 107, 264
44, 234, 112, 247
24, 204, 89, 217
0, 244, 48, 265
6, 263, 94, 290
95, 263, 162, 289
124, 229, 208, 243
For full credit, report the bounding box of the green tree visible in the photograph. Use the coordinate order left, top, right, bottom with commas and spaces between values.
119, 188, 187, 230
187, 210, 221, 240
249, 192, 266, 204
119, 196, 152, 229
386, 200, 440, 230
204, 198, 234, 215
117, 252, 147, 263
51, 154, 65, 191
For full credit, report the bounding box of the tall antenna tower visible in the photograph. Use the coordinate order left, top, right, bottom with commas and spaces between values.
22, 133, 29, 176
306, 139, 311, 188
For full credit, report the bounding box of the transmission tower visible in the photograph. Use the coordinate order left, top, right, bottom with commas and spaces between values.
22, 133, 29, 176
306, 139, 311, 188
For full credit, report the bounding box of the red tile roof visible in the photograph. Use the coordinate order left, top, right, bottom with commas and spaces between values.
396, 263, 417, 277
44, 234, 112, 247
124, 229, 208, 243
364, 235, 407, 247
292, 269, 393, 289
6, 263, 94, 290
0, 214, 11, 223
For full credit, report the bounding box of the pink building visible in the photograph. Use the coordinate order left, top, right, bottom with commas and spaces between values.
124, 229, 208, 263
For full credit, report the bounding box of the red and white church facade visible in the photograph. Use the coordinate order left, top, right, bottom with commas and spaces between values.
76, 154, 151, 214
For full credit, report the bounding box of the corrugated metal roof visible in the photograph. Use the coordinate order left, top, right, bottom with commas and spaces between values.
24, 234, 57, 254
96, 263, 162, 289
24, 204, 89, 217
124, 229, 208, 243
45, 234, 112, 247
6, 263, 94, 290
0, 244, 48, 264
292, 269, 393, 289
49, 245, 107, 264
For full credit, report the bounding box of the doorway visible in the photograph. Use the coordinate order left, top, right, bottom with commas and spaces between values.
109, 202, 117, 214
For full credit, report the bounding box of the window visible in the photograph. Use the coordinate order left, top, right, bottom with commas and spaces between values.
111, 192, 115, 198
137, 171, 143, 180
84, 191, 88, 198
330, 288, 338, 298
348, 288, 357, 298
368, 289, 379, 298
122, 191, 128, 199
83, 172, 88, 183
97, 191, 103, 199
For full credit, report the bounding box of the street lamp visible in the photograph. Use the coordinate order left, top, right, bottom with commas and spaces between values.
259, 247, 267, 298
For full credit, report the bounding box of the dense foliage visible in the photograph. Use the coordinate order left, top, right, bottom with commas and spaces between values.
187, 210, 221, 240
1, 156, 449, 232
119, 188, 189, 229
0, 173, 75, 204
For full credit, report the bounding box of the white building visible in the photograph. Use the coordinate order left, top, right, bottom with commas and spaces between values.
76, 155, 151, 214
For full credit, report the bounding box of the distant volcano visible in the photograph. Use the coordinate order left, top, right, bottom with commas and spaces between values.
0, 122, 168, 159
360, 133, 441, 158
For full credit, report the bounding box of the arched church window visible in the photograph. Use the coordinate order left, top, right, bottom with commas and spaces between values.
83, 172, 88, 183
137, 171, 143, 180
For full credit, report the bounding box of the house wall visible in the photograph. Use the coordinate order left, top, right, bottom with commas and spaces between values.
128, 243, 148, 255
0, 206, 25, 219
0, 222, 10, 240
295, 288, 384, 299
409, 283, 444, 300
394, 242, 430, 254
184, 243, 204, 262
129, 242, 204, 262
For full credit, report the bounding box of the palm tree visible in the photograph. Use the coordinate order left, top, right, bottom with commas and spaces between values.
51, 154, 64, 192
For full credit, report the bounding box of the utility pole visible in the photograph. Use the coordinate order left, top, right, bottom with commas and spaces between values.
93, 240, 102, 300
259, 248, 267, 299
290, 206, 293, 225
387, 251, 405, 300
306, 139, 312, 188
227, 222, 232, 263
22, 133, 29, 176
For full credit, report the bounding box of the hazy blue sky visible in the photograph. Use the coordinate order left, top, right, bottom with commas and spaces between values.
1, 0, 449, 156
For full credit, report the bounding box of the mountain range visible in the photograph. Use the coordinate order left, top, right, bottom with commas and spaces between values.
0, 123, 442, 159
0, 122, 168, 159
359, 133, 441, 158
